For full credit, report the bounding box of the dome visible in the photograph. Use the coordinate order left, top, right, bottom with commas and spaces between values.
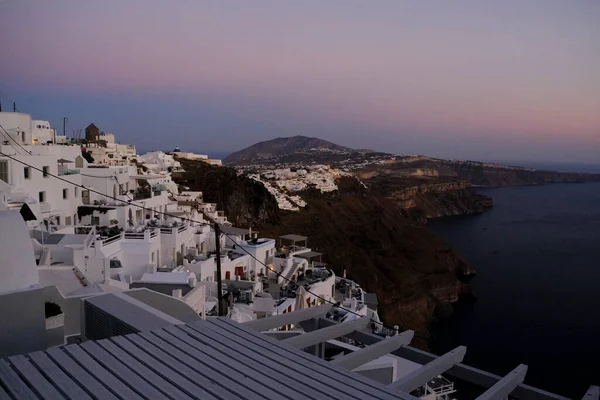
0, 211, 39, 294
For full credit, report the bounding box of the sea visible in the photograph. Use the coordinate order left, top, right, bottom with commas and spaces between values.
430, 182, 600, 398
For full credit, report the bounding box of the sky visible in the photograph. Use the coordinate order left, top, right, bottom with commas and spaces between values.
0, 0, 599, 164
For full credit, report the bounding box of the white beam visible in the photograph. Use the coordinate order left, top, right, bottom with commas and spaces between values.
476, 364, 528, 400
389, 346, 467, 392
583, 386, 600, 400
243, 304, 332, 331
331, 330, 414, 370
282, 316, 371, 349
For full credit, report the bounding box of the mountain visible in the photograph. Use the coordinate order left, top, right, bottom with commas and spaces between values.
223, 136, 354, 165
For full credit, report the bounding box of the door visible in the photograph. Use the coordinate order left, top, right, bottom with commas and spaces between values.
225, 271, 231, 280
82, 190, 90, 205
235, 266, 244, 279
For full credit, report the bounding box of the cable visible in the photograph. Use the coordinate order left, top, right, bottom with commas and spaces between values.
0, 123, 32, 155
0, 150, 427, 340
0, 151, 211, 228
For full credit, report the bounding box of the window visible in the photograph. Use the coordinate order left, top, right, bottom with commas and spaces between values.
74, 187, 78, 197
24, 167, 31, 179
92, 216, 100, 225
63, 188, 68, 199
65, 216, 72, 226
42, 166, 49, 177
56, 216, 60, 226
38, 191, 45, 202
21, 132, 25, 143
0, 161, 8, 183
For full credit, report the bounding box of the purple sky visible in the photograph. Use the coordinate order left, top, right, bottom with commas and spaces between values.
1, 0, 599, 163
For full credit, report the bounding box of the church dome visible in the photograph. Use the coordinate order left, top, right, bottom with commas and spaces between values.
0, 211, 39, 294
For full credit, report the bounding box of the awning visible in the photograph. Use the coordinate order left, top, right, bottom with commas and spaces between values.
294, 251, 322, 260
220, 225, 257, 236
279, 234, 308, 242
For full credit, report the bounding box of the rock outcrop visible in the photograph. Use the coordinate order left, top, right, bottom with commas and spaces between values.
259, 178, 475, 343
174, 158, 280, 227
357, 166, 493, 219
173, 165, 473, 344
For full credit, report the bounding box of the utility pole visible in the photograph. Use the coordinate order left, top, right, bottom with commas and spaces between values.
214, 222, 224, 316
13, 102, 16, 112
63, 117, 68, 137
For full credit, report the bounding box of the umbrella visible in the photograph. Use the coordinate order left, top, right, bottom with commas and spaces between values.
294, 285, 308, 311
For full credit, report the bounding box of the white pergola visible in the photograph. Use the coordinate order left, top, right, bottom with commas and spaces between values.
241, 307, 597, 400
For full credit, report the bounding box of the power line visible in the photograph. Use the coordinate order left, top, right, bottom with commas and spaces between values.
0, 151, 211, 228
0, 150, 427, 340
0, 123, 32, 155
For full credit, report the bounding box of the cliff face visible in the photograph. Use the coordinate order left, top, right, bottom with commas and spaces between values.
357, 167, 493, 219
175, 165, 473, 343
378, 157, 600, 187
260, 178, 475, 343
174, 159, 280, 226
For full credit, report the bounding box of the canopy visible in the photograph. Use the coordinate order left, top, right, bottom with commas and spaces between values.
279, 234, 308, 242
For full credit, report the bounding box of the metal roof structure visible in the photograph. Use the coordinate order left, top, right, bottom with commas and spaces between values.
279, 234, 308, 242
0, 317, 418, 400
220, 225, 257, 236
293, 250, 323, 260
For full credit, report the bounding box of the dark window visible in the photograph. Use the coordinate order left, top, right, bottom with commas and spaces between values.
24, 167, 30, 179
63, 188, 68, 199
42, 166, 49, 177
39, 191, 45, 202
0, 161, 8, 183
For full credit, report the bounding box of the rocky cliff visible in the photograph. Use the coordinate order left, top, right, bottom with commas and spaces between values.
356, 167, 493, 219
174, 158, 280, 226
175, 163, 475, 344
260, 179, 474, 345
385, 157, 600, 187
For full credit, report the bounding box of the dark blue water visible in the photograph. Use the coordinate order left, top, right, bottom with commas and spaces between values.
430, 183, 600, 398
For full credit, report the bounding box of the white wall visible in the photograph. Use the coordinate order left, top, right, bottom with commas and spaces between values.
0, 151, 82, 225
0, 286, 46, 358
32, 120, 55, 144
0, 112, 33, 145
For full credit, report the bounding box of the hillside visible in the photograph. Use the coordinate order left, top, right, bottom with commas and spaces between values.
224, 135, 353, 165
172, 160, 474, 346
174, 158, 280, 226
260, 179, 474, 345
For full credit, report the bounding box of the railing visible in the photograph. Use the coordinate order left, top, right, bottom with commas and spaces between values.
40, 202, 52, 213
160, 225, 188, 235
124, 228, 160, 240
124, 232, 145, 240
103, 234, 122, 246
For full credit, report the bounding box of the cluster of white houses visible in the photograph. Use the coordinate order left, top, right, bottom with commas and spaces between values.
0, 110, 596, 399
